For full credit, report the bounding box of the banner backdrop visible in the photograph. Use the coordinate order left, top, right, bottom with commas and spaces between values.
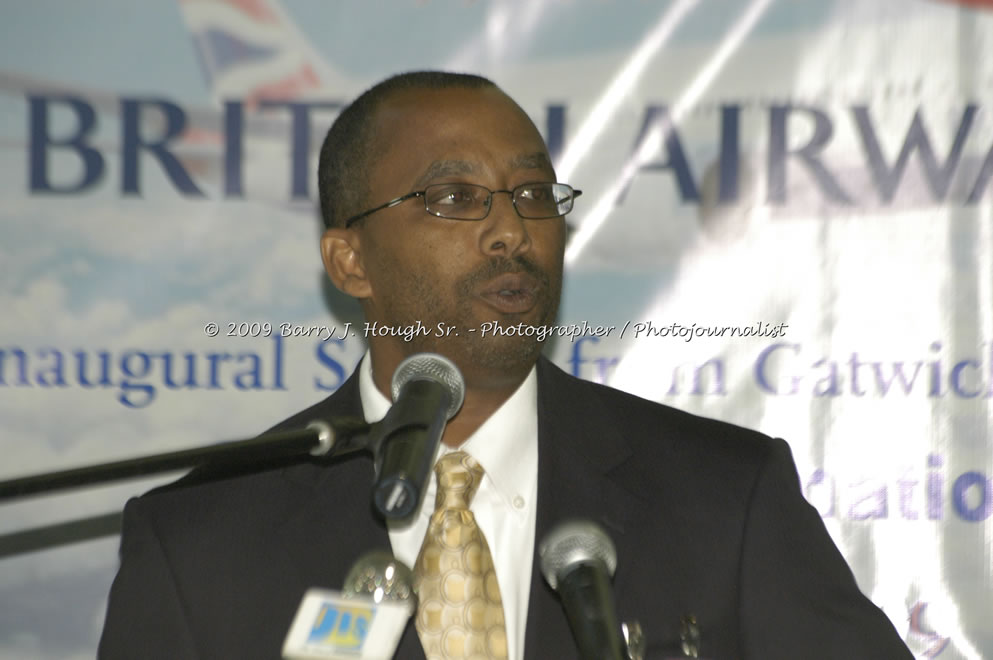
1, 0, 991, 657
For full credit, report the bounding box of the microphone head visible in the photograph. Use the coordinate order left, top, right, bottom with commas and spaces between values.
390, 353, 465, 420
342, 550, 416, 607
539, 520, 618, 590
283, 552, 416, 659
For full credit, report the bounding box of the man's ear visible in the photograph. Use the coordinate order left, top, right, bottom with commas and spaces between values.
320, 227, 372, 299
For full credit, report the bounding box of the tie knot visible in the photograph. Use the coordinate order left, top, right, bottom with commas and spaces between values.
434, 451, 484, 510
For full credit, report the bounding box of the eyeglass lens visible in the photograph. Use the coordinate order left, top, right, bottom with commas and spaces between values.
423, 183, 575, 220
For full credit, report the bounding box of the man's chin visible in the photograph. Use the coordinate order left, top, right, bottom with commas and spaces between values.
401, 332, 541, 383
465, 334, 545, 377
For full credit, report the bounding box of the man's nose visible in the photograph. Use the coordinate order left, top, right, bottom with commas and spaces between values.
480, 191, 531, 257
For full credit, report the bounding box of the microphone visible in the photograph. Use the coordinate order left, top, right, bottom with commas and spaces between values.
371, 353, 464, 519
341, 550, 416, 604
282, 551, 416, 660
539, 520, 626, 660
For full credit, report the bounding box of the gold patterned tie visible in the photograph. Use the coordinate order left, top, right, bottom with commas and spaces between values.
413, 451, 508, 659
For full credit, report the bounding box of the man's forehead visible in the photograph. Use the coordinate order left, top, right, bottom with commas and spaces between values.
377, 85, 538, 134
387, 83, 503, 108
413, 153, 553, 186
509, 152, 553, 170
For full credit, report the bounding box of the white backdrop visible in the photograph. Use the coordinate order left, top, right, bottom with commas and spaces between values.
1, 0, 991, 657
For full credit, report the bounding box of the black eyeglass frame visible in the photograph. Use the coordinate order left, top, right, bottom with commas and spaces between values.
343, 182, 583, 229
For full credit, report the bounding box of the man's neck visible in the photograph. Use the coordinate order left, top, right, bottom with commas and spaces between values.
437, 383, 525, 446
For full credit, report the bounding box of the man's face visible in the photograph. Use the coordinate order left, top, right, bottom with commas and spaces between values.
353, 86, 566, 387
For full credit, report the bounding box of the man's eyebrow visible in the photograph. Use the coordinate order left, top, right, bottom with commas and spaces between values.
413, 160, 479, 188
509, 152, 553, 172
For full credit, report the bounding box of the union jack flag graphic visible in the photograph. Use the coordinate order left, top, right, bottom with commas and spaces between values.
178, 0, 344, 107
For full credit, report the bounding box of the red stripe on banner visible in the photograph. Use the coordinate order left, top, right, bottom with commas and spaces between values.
228, 0, 279, 23
244, 63, 321, 107
935, 0, 993, 9
178, 0, 279, 23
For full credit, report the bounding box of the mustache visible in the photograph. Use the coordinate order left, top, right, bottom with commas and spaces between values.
459, 256, 551, 291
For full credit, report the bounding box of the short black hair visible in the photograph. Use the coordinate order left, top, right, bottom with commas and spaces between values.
317, 71, 497, 229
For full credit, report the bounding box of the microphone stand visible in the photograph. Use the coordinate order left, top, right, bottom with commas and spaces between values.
0, 417, 372, 559
0, 416, 371, 502
0, 512, 123, 559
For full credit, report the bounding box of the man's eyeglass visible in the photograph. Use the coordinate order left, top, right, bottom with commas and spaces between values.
343, 182, 582, 228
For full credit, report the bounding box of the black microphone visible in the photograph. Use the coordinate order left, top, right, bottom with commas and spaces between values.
371, 353, 464, 519
539, 520, 626, 660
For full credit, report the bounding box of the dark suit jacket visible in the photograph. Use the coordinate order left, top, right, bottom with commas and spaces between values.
99, 357, 911, 659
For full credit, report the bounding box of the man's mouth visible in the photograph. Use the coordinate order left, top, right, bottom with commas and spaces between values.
478, 273, 540, 314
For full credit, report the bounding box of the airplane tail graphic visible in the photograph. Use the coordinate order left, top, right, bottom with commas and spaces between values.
177, 0, 350, 106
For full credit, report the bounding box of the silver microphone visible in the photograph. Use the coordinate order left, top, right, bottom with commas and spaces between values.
372, 353, 465, 519
342, 550, 417, 607
390, 353, 465, 419
540, 520, 626, 660
282, 551, 416, 660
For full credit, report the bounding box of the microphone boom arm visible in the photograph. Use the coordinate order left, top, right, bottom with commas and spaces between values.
0, 416, 371, 502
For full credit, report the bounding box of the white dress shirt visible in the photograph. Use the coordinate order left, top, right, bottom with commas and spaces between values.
358, 353, 539, 660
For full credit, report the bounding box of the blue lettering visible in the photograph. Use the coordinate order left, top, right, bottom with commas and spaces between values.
119, 351, 155, 408
847, 480, 888, 520
812, 358, 841, 396
871, 360, 923, 395
929, 341, 943, 397
121, 99, 203, 196
76, 349, 113, 387
847, 353, 867, 396
35, 347, 67, 387
160, 352, 197, 389
206, 352, 231, 389
768, 105, 852, 204
719, 105, 741, 202
692, 358, 726, 395
353, 614, 369, 643
224, 101, 244, 197
754, 342, 800, 395
967, 138, 993, 203
952, 472, 992, 522
337, 611, 352, 637
259, 101, 341, 199
950, 359, 982, 398
307, 604, 339, 641
314, 338, 347, 391
0, 348, 31, 385
569, 335, 598, 378
805, 469, 835, 517
853, 105, 976, 203
545, 104, 566, 167
272, 333, 286, 390
618, 105, 698, 204
927, 454, 944, 520
595, 356, 619, 385
897, 476, 920, 520
233, 353, 263, 389
29, 96, 105, 193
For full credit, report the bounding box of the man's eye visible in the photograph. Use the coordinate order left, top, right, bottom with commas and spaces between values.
446, 191, 473, 204
429, 186, 476, 205
520, 185, 551, 201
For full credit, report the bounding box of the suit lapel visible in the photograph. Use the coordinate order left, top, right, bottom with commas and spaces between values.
524, 358, 647, 659
270, 366, 429, 659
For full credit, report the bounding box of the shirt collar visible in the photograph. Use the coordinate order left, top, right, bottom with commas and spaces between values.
358, 351, 538, 513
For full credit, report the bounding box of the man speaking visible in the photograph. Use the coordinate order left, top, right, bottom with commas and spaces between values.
99, 72, 912, 659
